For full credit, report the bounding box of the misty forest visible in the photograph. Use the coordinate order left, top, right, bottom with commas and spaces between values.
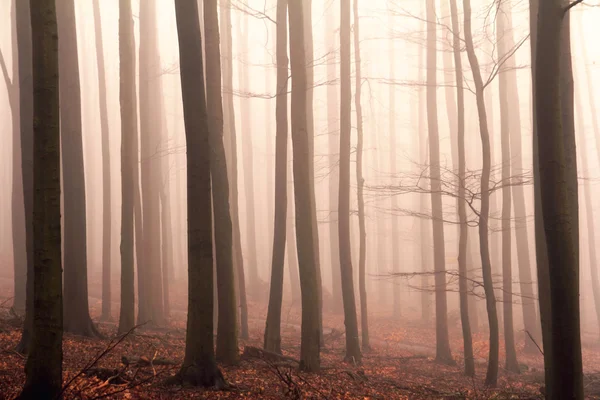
0, 0, 598, 398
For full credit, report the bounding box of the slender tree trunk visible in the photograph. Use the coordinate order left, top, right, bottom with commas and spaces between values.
528, 0, 553, 393
220, 0, 249, 339
338, 0, 362, 363
496, 1, 519, 373
286, 143, 301, 303
325, 2, 342, 314
535, 1, 583, 398
353, 0, 369, 351
264, 0, 289, 355
426, 0, 453, 364
204, 0, 238, 364
92, 0, 113, 322
57, 0, 100, 337
117, 0, 137, 334
173, 0, 224, 387
463, 0, 499, 386
448, 0, 474, 377
18, 1, 62, 396
13, 0, 33, 353
288, 0, 321, 372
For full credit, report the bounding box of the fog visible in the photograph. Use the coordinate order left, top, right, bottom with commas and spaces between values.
1, 0, 600, 396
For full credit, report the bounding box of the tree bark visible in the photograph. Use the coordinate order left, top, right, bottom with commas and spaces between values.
18, 1, 62, 396
173, 0, 225, 387
463, 0, 499, 386
57, 0, 100, 337
264, 0, 289, 355
117, 0, 137, 334
288, 0, 321, 372
426, 0, 453, 364
92, 0, 113, 323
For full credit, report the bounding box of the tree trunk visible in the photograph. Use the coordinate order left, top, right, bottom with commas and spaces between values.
14, 0, 33, 354
496, 1, 519, 373
92, 0, 113, 322
18, 1, 62, 396
138, 0, 165, 326
286, 143, 301, 303
353, 0, 369, 352
57, 0, 100, 337
338, 0, 362, 364
536, 1, 583, 397
288, 0, 321, 372
173, 0, 225, 387
117, 0, 137, 334
220, 0, 249, 339
325, 1, 342, 314
448, 0, 474, 377
463, 0, 499, 386
426, 0, 453, 364
204, 0, 238, 365
264, 0, 289, 355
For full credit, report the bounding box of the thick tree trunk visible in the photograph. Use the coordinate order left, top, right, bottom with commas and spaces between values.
339, 0, 362, 363
117, 0, 137, 334
288, 0, 321, 372
204, 0, 238, 365
220, 0, 249, 339
425, 0, 453, 364
57, 0, 100, 338
353, 0, 369, 352
264, 0, 289, 355
448, 0, 474, 377
173, 0, 225, 387
18, 1, 62, 396
138, 0, 165, 326
92, 0, 113, 322
496, 1, 519, 373
463, 0, 499, 386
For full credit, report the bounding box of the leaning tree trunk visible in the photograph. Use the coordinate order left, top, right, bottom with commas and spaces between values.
173, 0, 225, 387
18, 1, 62, 396
264, 0, 289, 355
117, 0, 137, 334
204, 0, 238, 365
535, 1, 583, 398
57, 0, 100, 338
448, 0, 474, 377
425, 0, 453, 365
288, 0, 321, 372
463, 0, 499, 386
92, 0, 113, 322
220, 0, 249, 339
353, 0, 369, 351
338, 0, 362, 363
496, 0, 519, 373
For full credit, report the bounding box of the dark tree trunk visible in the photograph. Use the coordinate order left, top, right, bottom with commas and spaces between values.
13, 0, 33, 353
425, 0, 453, 365
338, 0, 362, 364
496, 0, 519, 373
288, 0, 321, 372
448, 0, 474, 377
535, 1, 583, 397
17, 1, 62, 396
286, 143, 301, 304
264, 0, 289, 355
57, 0, 100, 338
204, 0, 238, 365
117, 0, 136, 334
138, 0, 165, 327
173, 0, 225, 388
353, 0, 369, 352
92, 0, 113, 323
220, 0, 249, 340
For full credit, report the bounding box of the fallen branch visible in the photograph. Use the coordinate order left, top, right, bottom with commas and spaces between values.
121, 355, 178, 367
242, 346, 300, 364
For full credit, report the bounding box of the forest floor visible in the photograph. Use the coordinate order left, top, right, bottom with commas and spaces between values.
1, 280, 600, 399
